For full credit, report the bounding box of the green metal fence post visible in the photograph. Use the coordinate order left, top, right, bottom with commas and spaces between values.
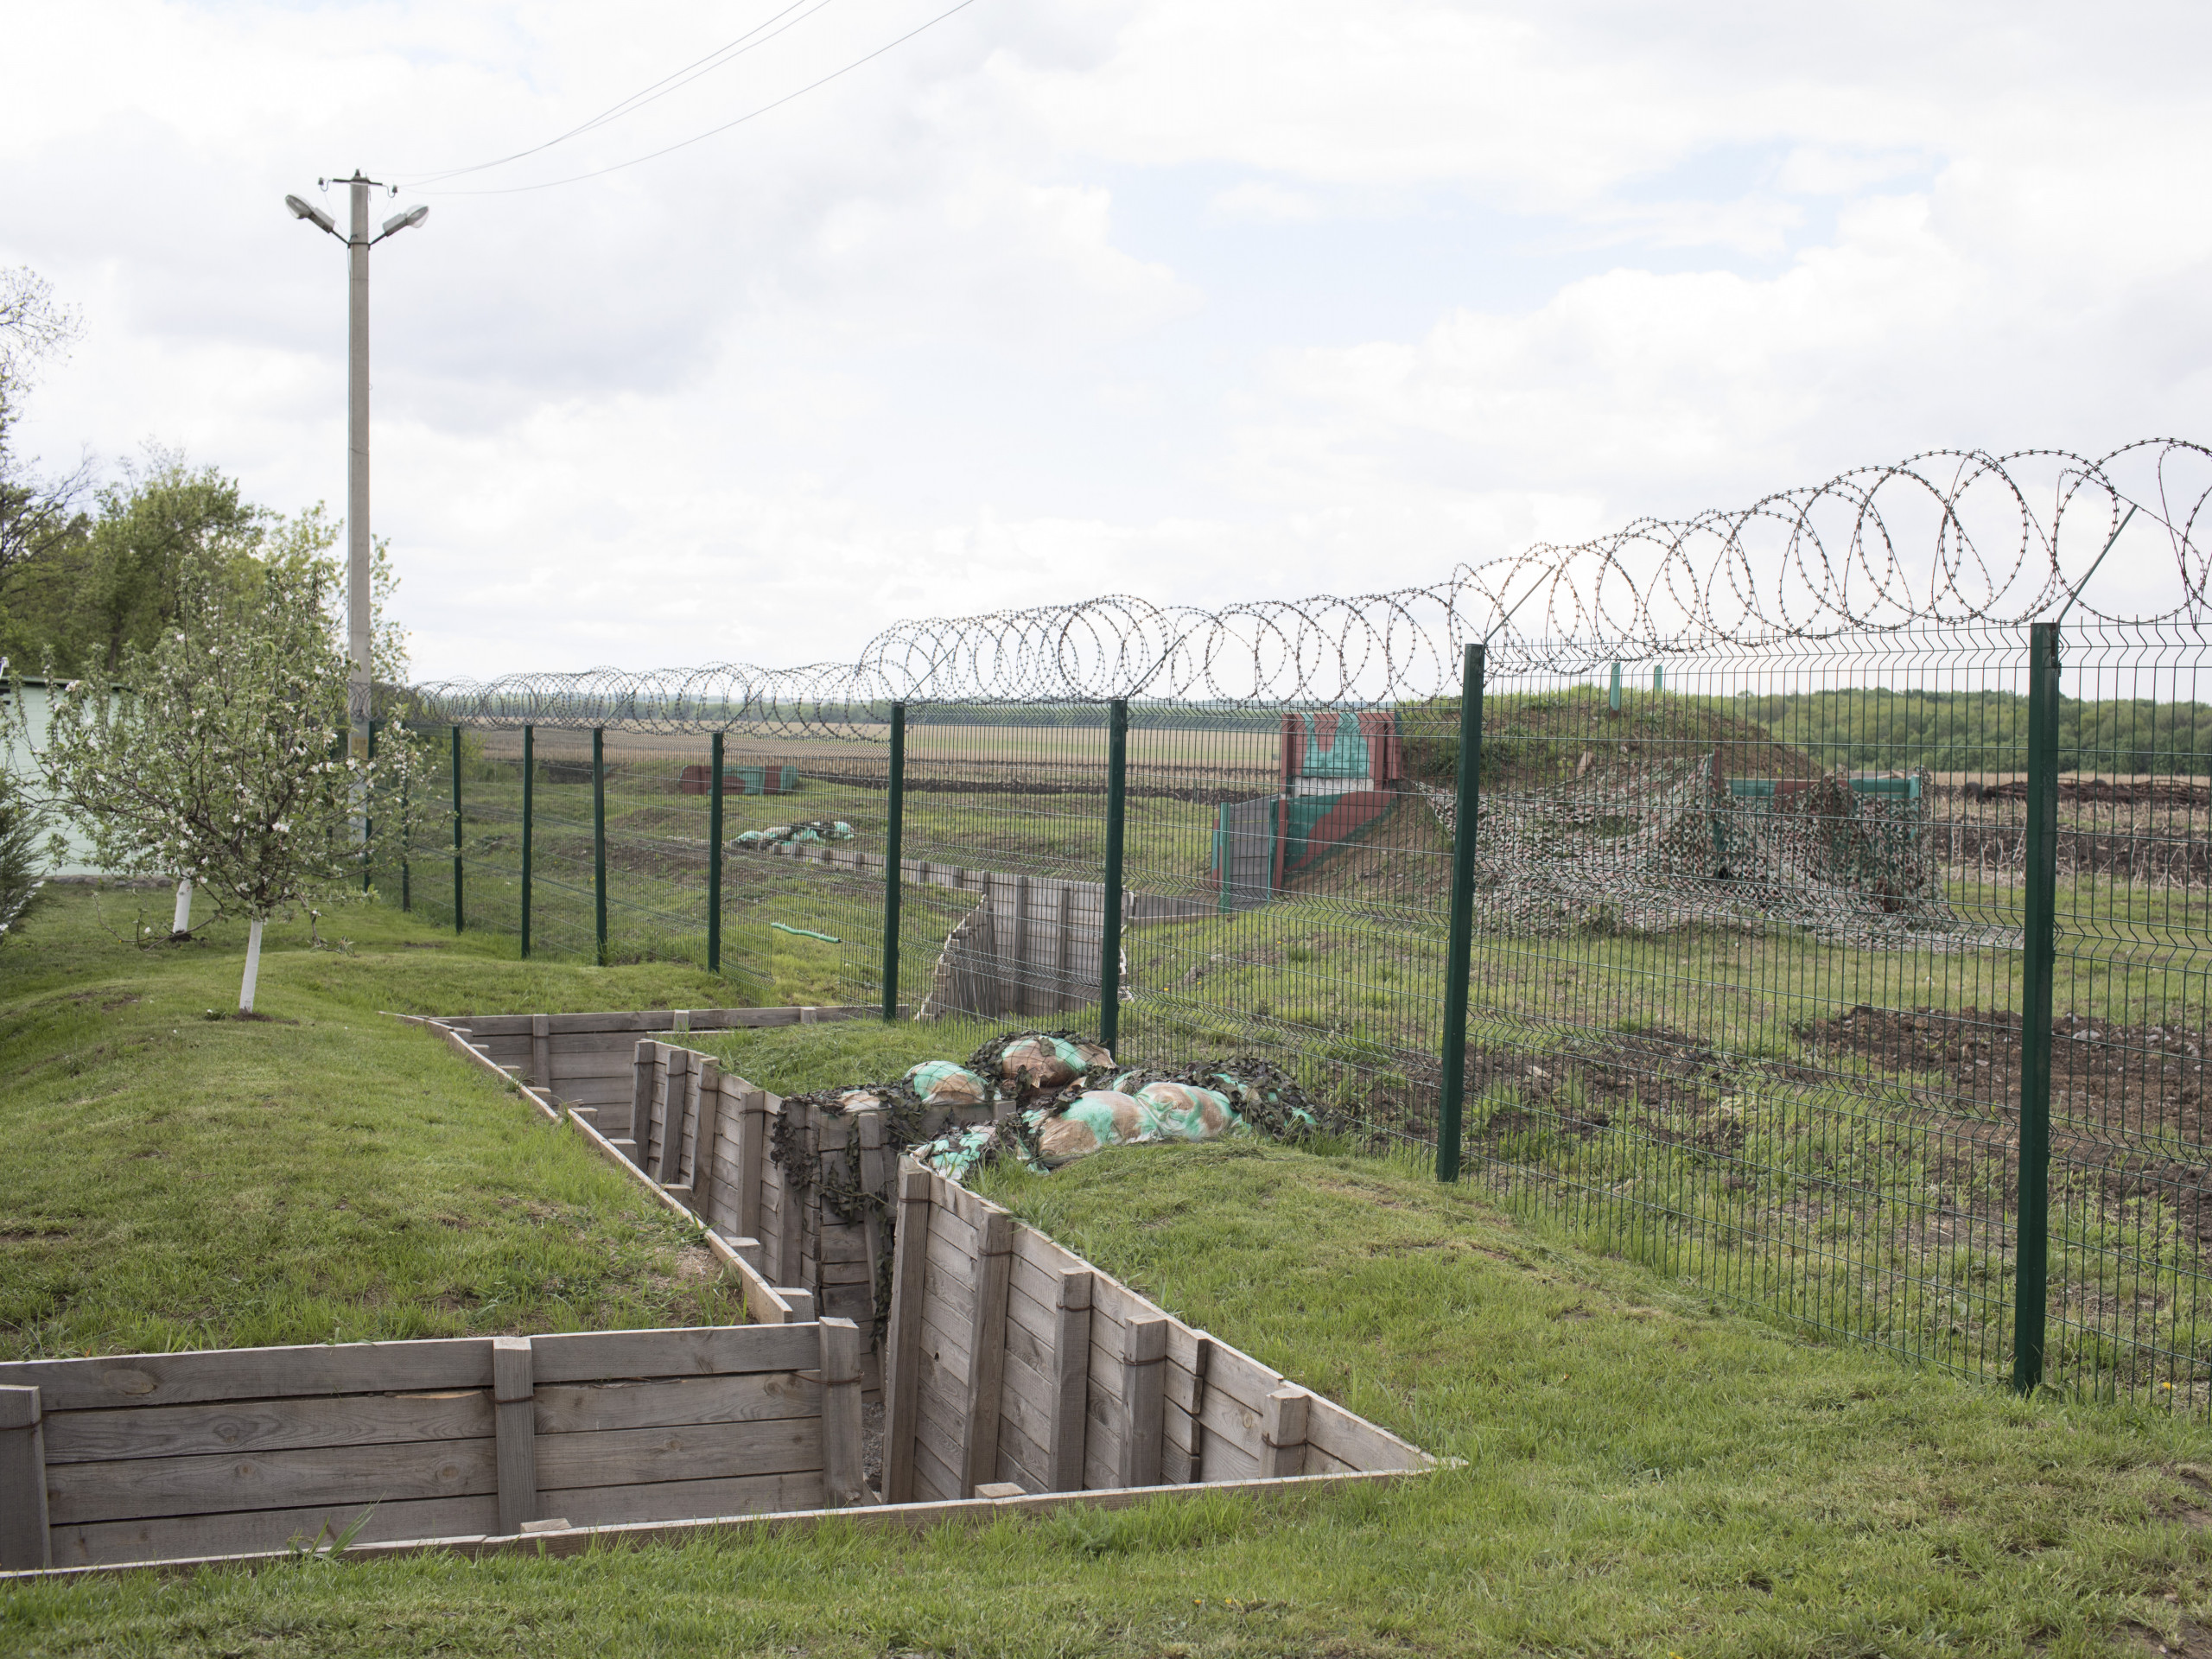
1437, 642, 1484, 1183
520, 725, 535, 961
362, 721, 377, 893
1609, 660, 1622, 712
880, 702, 907, 1020
593, 727, 608, 967
1098, 699, 1129, 1053
708, 731, 724, 976
449, 725, 464, 934
2012, 620, 2061, 1393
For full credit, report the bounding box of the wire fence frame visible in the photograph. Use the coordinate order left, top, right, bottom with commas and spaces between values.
384, 443, 2212, 1410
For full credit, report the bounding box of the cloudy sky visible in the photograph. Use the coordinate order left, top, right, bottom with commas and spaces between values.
3, 0, 2207, 682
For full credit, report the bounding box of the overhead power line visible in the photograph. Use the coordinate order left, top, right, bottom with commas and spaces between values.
415, 0, 982, 197
402, 0, 842, 188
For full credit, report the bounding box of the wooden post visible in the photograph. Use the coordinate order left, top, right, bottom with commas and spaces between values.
819, 1318, 867, 1507
961, 1210, 1014, 1497
492, 1337, 537, 1535
530, 1013, 551, 1096
625, 1039, 654, 1157
881, 1164, 933, 1504
1185, 1333, 1213, 1483
855, 1109, 889, 1318
693, 1060, 723, 1213
776, 1097, 806, 1290
519, 724, 534, 958
1046, 1268, 1093, 1491
1261, 1385, 1309, 1479
708, 730, 724, 976
1116, 1315, 1166, 1488
737, 1086, 767, 1243
0, 1384, 50, 1570
657, 1046, 689, 1184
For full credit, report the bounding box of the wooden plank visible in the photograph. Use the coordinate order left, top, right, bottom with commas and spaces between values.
0, 1339, 493, 1413
917, 1298, 971, 1393
41, 1389, 493, 1465
49, 1494, 499, 1570
1303, 1397, 1428, 1472
881, 1166, 932, 1505
548, 1048, 645, 1077
1196, 1386, 1266, 1465
912, 1381, 968, 1484
46, 1437, 497, 1525
534, 1373, 817, 1436
818, 1319, 865, 1508
0, 1387, 48, 1571
994, 1412, 1048, 1497
995, 1346, 1057, 1458
550, 1470, 827, 1529
925, 1232, 979, 1313
959, 1211, 1013, 1500
492, 1337, 536, 1535
927, 1203, 980, 1264
1008, 1224, 1084, 1279
910, 1427, 962, 1506
1116, 1317, 1166, 1489
693, 1063, 725, 1221
533, 1418, 819, 1492
1261, 1387, 1309, 1480
1007, 1250, 1077, 1318
439, 1014, 533, 1037
531, 1325, 819, 1384
1302, 1442, 1360, 1478
1003, 1285, 1057, 1357
531, 1014, 552, 1092
1047, 1268, 1093, 1493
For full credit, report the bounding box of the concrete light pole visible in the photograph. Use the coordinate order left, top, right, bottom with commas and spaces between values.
284, 173, 428, 755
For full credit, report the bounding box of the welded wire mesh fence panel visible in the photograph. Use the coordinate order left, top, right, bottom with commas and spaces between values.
890, 706, 1118, 1025
715, 724, 892, 1007
2036, 625, 2212, 1406
394, 607, 2212, 1405
1116, 702, 1457, 1139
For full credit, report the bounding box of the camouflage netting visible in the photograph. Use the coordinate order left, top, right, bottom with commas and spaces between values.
1423, 756, 1963, 947
772, 1030, 1332, 1338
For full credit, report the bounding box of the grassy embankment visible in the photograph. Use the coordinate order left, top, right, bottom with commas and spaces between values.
10, 1062, 2212, 1646
7, 893, 2212, 1652
0, 887, 750, 1360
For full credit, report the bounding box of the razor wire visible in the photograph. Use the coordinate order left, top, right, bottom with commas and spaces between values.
414, 439, 2212, 731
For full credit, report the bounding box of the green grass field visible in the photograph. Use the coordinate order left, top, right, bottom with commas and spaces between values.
8, 887, 2212, 1653
0, 887, 750, 1359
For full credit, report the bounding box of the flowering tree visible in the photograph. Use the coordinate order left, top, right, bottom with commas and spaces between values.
30, 529, 428, 1011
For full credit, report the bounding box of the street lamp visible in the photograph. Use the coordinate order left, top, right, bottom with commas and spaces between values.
284, 170, 429, 759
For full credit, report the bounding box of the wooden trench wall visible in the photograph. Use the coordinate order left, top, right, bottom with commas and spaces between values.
435, 1010, 997, 1337
0, 1321, 868, 1572
0, 1007, 1434, 1578
880, 1160, 1430, 1503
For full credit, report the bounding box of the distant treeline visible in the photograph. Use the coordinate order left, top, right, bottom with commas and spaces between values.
1729, 689, 2211, 776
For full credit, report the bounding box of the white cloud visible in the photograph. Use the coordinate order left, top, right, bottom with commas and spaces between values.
3, 0, 2210, 680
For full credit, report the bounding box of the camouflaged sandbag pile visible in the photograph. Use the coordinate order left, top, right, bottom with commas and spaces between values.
900, 1033, 1323, 1183
734, 819, 855, 849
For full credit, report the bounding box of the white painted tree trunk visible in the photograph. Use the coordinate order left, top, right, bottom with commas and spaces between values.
238, 917, 264, 1014
171, 878, 194, 938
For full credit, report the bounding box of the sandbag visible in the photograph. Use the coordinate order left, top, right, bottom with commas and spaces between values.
906, 1059, 989, 1105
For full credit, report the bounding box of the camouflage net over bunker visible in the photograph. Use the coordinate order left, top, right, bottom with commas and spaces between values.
1423, 760, 1961, 947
